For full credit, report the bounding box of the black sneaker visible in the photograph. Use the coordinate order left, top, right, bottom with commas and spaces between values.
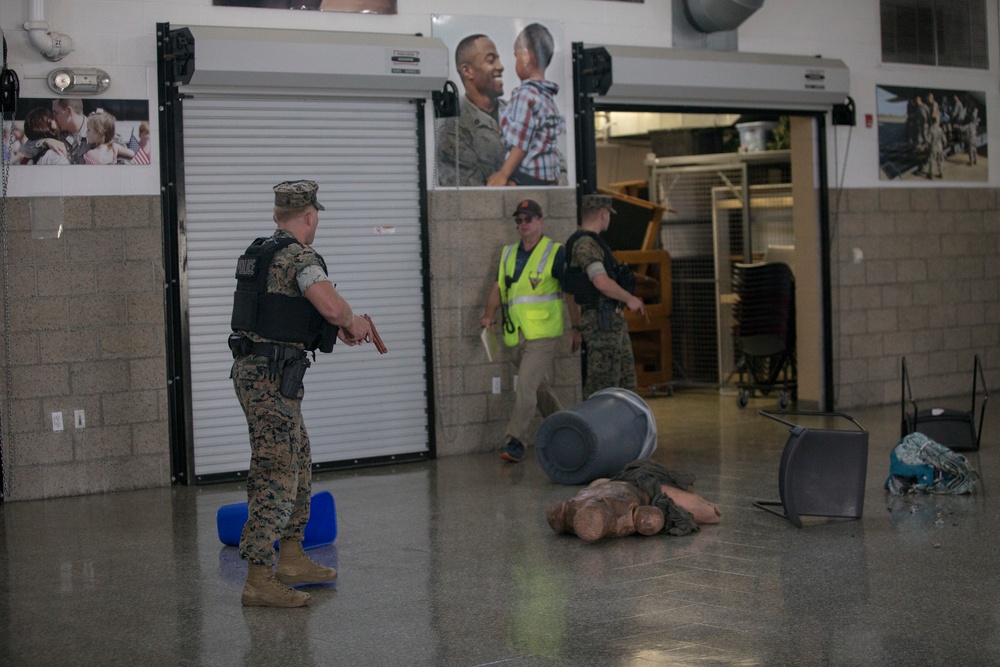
500, 438, 525, 463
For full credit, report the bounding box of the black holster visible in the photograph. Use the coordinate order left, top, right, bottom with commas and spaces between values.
279, 356, 311, 399
229, 334, 309, 397
597, 300, 615, 332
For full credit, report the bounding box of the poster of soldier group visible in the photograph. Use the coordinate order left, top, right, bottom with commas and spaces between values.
3, 98, 151, 166
877, 84, 987, 182
431, 15, 574, 189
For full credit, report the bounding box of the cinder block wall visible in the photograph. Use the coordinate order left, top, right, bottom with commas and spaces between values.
427, 188, 582, 457
830, 187, 1000, 410
0, 196, 170, 500
4, 186, 998, 499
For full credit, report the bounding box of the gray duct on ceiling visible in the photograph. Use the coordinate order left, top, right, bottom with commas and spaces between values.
683, 0, 764, 33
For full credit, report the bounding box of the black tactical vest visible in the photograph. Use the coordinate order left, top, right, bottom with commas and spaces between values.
563, 230, 636, 306
230, 235, 337, 352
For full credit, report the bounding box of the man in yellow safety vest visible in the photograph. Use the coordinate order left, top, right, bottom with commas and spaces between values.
480, 199, 578, 462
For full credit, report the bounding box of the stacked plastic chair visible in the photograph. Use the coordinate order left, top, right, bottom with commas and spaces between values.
732, 262, 797, 408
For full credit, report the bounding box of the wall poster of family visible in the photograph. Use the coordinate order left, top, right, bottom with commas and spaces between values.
4, 98, 151, 167
211, 0, 638, 9
212, 0, 397, 12
432, 15, 575, 189
876, 84, 987, 182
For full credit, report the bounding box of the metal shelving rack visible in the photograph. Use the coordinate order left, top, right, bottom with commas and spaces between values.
646, 150, 792, 386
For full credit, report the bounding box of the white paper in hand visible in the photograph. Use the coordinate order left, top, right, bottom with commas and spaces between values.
481, 327, 499, 363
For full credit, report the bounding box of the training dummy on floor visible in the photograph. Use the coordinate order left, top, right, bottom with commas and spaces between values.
546, 460, 720, 542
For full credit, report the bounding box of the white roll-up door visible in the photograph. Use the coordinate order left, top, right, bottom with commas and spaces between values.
182, 95, 429, 478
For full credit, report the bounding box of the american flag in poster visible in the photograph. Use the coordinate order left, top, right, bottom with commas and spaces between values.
127, 129, 150, 165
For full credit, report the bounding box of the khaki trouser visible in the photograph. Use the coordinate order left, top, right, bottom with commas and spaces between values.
503, 335, 563, 444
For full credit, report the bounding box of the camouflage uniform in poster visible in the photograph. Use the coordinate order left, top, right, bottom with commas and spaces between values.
436, 92, 507, 186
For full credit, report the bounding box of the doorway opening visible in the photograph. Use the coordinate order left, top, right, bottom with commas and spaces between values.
591, 108, 831, 409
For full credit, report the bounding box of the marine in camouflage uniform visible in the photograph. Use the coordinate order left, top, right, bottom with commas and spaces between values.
567, 195, 647, 398
230, 180, 373, 607
232, 230, 320, 565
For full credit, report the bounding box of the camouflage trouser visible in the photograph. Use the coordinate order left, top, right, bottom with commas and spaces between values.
232, 355, 311, 567
580, 306, 637, 398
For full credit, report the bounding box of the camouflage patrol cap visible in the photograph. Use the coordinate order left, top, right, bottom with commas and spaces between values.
581, 194, 617, 215
273, 180, 325, 210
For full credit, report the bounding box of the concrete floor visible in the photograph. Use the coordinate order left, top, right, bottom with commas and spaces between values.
2, 388, 998, 666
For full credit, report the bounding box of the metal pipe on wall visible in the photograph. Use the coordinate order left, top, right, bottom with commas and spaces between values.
23, 0, 73, 61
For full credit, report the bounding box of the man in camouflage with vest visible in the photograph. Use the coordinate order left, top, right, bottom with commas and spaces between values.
480, 199, 575, 462
566, 194, 647, 398
230, 180, 374, 608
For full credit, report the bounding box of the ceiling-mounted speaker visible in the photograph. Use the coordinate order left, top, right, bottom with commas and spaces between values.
683, 0, 765, 33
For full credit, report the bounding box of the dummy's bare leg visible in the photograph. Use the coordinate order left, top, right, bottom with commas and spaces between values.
661, 485, 722, 524
632, 505, 665, 535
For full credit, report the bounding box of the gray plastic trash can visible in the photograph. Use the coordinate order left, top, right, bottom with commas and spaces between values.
535, 388, 657, 485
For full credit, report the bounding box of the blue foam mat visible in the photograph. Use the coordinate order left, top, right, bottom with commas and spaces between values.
216, 490, 337, 550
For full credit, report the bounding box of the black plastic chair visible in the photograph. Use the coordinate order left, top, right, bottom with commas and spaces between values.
901, 354, 988, 452
754, 410, 869, 528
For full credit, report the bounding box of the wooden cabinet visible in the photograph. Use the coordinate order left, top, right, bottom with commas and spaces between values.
615, 249, 672, 390
597, 189, 674, 392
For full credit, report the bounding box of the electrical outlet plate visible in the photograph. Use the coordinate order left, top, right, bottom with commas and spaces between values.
52, 412, 64, 431
492, 377, 501, 394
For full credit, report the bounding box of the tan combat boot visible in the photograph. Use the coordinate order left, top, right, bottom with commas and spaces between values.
241, 563, 311, 608
276, 539, 338, 585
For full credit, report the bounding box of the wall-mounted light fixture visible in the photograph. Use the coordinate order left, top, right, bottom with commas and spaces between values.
47, 67, 110, 95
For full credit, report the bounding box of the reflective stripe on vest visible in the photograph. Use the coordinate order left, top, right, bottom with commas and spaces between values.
499, 237, 564, 346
